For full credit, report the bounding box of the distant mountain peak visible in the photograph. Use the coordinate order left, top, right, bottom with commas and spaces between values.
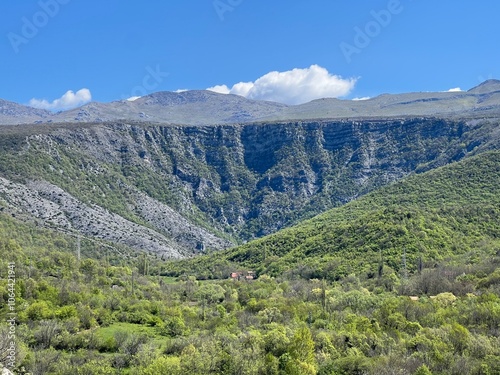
137, 90, 239, 106
0, 98, 51, 118
468, 79, 500, 94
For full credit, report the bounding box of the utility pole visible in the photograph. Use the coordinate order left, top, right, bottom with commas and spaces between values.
131, 270, 135, 296
321, 279, 327, 310
402, 248, 408, 280
418, 242, 424, 274
76, 234, 81, 262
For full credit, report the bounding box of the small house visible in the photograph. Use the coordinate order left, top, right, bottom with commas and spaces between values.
230, 270, 255, 281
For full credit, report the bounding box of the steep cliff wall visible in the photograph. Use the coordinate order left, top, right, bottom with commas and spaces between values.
0, 118, 497, 257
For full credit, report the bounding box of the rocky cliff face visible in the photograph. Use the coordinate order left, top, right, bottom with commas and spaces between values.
0, 117, 498, 257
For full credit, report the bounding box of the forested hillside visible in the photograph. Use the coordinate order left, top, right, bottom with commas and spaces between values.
166, 150, 500, 281
1, 151, 500, 374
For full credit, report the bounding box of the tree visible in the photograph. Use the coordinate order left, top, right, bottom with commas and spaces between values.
286, 326, 317, 375
138, 254, 150, 276
263, 326, 290, 357
258, 307, 283, 324
139, 356, 181, 375
25, 301, 54, 321
30, 348, 61, 375
447, 323, 470, 355
34, 320, 61, 349
80, 259, 99, 283
118, 334, 148, 357
194, 284, 225, 305
194, 283, 225, 320
180, 344, 211, 375
160, 316, 187, 337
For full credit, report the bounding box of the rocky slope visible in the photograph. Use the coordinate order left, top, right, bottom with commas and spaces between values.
0, 98, 52, 125
0, 115, 499, 257
0, 176, 229, 258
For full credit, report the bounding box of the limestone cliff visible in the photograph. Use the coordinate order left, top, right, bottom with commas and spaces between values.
0, 117, 498, 257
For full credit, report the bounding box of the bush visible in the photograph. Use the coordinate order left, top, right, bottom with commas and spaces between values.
25, 301, 54, 321
139, 356, 181, 375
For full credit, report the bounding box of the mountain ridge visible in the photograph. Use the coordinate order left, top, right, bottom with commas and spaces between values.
2, 80, 500, 126
0, 81, 499, 258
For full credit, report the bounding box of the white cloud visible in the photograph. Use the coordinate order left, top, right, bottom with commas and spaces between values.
447, 87, 463, 92
126, 96, 142, 102
207, 85, 230, 94
352, 97, 371, 101
207, 65, 357, 105
29, 88, 92, 111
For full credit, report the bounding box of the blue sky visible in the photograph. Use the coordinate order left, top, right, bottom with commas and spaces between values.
1, 0, 499, 109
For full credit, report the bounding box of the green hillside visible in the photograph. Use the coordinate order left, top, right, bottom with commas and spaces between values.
1, 152, 500, 374
165, 150, 500, 280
